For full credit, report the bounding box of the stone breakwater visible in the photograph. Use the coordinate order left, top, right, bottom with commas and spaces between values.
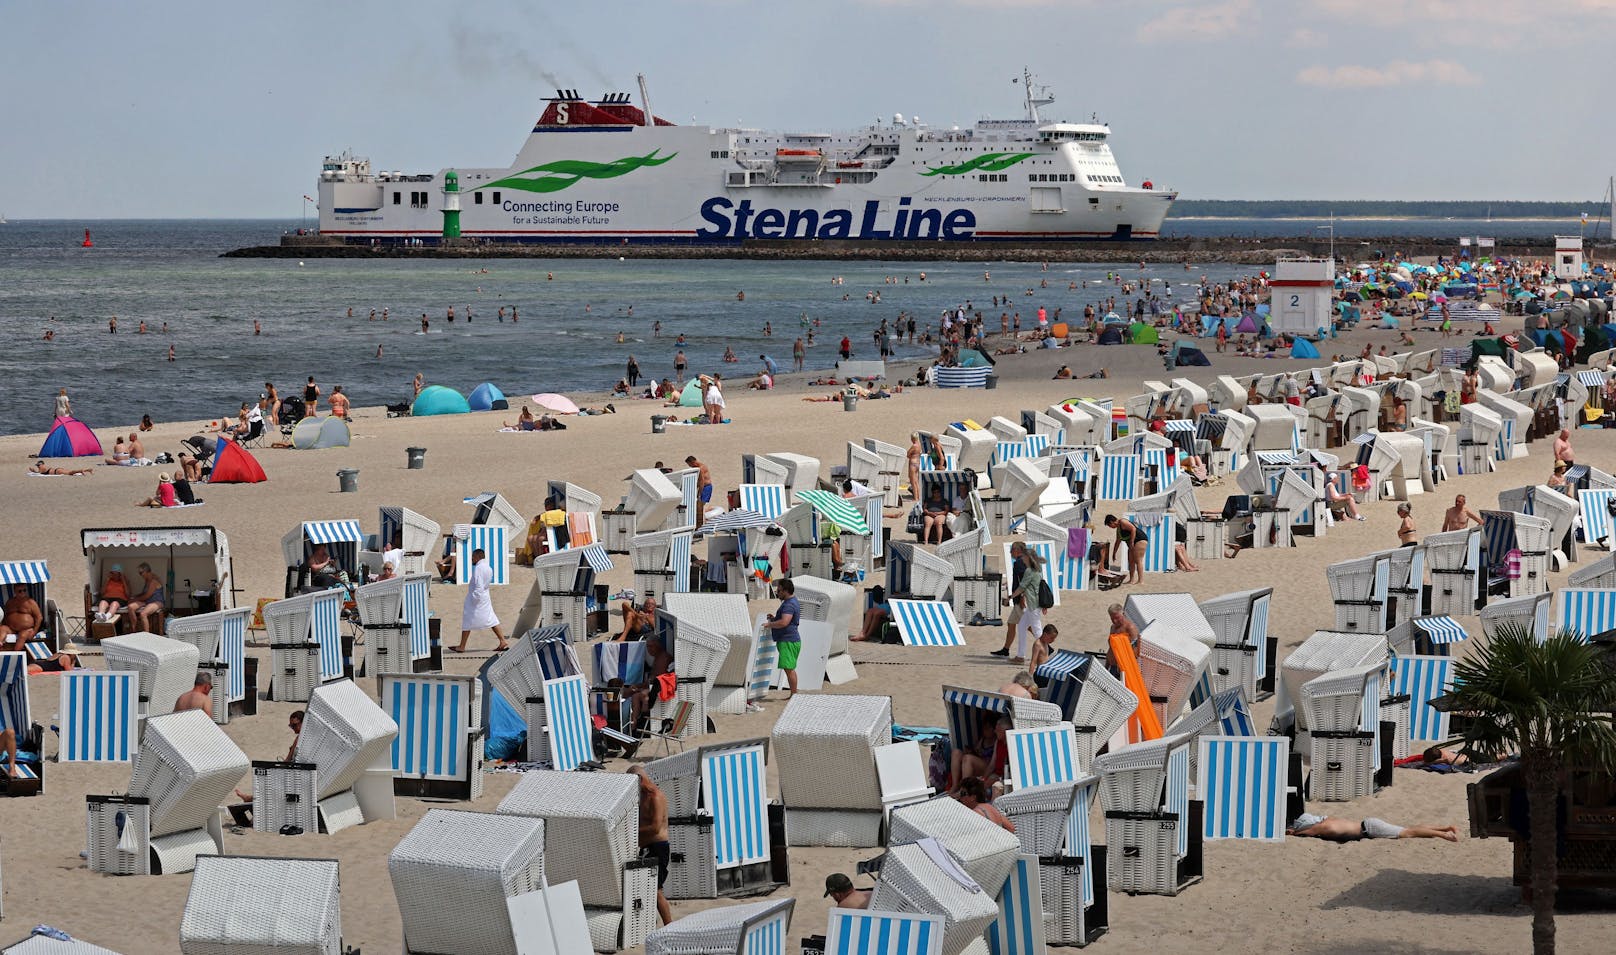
225, 235, 1581, 263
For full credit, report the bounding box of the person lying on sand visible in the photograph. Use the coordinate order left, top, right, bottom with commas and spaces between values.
1288, 812, 1458, 842
31, 461, 92, 476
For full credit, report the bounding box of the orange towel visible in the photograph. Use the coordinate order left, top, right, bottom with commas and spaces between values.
1109, 633, 1163, 743
568, 512, 595, 548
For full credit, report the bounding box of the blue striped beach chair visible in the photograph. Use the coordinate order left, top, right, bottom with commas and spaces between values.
454, 524, 509, 586
887, 599, 966, 647
1142, 446, 1180, 493
740, 484, 788, 520
1097, 453, 1139, 501
985, 855, 1046, 955
0, 560, 59, 652
1003, 540, 1062, 606
823, 909, 944, 955
1005, 722, 1079, 789
592, 640, 648, 686
1557, 587, 1616, 642
307, 590, 345, 683
385, 672, 483, 800
702, 739, 771, 869
1197, 735, 1288, 842
265, 588, 346, 696
166, 607, 251, 706
1410, 615, 1469, 655
58, 670, 139, 763
1, 652, 43, 794
281, 520, 365, 582
1579, 488, 1616, 550
1125, 513, 1176, 574
1390, 654, 1454, 743
542, 674, 595, 772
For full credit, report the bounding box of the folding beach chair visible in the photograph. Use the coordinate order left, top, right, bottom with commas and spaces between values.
496, 771, 660, 953
166, 606, 253, 722
868, 840, 1000, 955
100, 632, 199, 720
85, 710, 248, 875
384, 672, 484, 800
262, 588, 346, 702
58, 670, 139, 763
821, 909, 944, 955
645, 898, 795, 955
1093, 733, 1202, 896
253, 678, 398, 835
772, 694, 893, 848
388, 809, 546, 955
179, 855, 342, 955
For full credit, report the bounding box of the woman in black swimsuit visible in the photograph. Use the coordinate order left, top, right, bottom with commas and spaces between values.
302, 376, 320, 417
1104, 514, 1149, 585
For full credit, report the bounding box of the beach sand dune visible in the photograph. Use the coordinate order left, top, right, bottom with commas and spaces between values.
2, 323, 1605, 953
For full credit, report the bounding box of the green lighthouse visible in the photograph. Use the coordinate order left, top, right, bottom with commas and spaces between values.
441, 169, 462, 239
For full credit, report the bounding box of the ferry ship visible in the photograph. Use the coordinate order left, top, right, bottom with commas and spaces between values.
316, 71, 1175, 245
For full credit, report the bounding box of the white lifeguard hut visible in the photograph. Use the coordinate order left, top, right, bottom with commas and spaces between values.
1554, 236, 1584, 280
1270, 257, 1335, 339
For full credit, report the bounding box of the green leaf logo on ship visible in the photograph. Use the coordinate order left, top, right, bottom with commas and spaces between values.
481, 149, 678, 194
920, 152, 1036, 177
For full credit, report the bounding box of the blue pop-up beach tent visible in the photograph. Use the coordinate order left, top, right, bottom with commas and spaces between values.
468, 382, 508, 411
412, 385, 472, 416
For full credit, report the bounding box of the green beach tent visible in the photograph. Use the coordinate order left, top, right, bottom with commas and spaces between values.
1129, 322, 1159, 345
412, 385, 472, 416
675, 379, 704, 407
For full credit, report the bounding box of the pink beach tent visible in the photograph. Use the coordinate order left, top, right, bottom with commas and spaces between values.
38, 416, 103, 457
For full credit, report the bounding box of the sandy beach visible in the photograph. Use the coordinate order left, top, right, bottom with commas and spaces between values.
3, 318, 1609, 954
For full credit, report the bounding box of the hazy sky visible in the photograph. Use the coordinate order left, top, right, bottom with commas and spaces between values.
5, 0, 1615, 217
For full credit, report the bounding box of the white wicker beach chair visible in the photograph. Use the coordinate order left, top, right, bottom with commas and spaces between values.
495, 771, 659, 953
1124, 593, 1215, 646
165, 607, 252, 721
1422, 527, 1482, 617
1301, 663, 1388, 801
821, 909, 944, 955
888, 797, 1021, 899
464, 491, 526, 538
661, 593, 756, 715
86, 710, 248, 876
1136, 620, 1212, 728
2, 932, 125, 954
771, 695, 892, 847
262, 589, 346, 701
1326, 553, 1391, 634
1479, 591, 1552, 642
1197, 586, 1275, 700
1274, 630, 1388, 735
389, 809, 546, 955
869, 840, 999, 955
645, 897, 795, 955
1092, 733, 1201, 896
354, 572, 434, 676
99, 632, 199, 720
789, 575, 858, 684
254, 679, 397, 835
179, 855, 342, 955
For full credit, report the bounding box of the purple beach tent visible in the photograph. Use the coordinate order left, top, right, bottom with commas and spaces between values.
38, 416, 103, 458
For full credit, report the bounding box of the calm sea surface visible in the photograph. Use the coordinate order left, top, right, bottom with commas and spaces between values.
0, 216, 1586, 437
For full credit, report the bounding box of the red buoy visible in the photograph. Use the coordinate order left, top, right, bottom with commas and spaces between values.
81, 229, 93, 248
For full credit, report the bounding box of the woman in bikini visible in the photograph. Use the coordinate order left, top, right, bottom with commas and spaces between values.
31, 461, 92, 476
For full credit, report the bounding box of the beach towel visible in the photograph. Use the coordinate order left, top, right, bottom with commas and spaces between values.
567, 512, 595, 548
1067, 527, 1088, 560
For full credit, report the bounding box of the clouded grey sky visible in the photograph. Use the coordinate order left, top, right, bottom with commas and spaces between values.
5, 0, 1613, 217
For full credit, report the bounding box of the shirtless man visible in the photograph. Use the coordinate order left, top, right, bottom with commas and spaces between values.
955, 777, 1017, 833
906, 432, 923, 502
0, 585, 44, 646
1441, 494, 1484, 532
1553, 429, 1575, 467
630, 766, 673, 926
824, 873, 872, 910
174, 672, 214, 714
127, 432, 147, 462
1107, 604, 1140, 657
616, 596, 658, 642
685, 455, 713, 530
1288, 812, 1458, 842
999, 671, 1037, 700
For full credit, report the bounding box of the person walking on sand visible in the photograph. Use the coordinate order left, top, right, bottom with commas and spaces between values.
1396, 503, 1418, 547
451, 548, 508, 653
627, 354, 641, 388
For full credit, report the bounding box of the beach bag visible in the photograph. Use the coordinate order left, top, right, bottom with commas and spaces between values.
1037, 577, 1055, 610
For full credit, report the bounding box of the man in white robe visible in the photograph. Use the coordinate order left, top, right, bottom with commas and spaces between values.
452, 547, 508, 652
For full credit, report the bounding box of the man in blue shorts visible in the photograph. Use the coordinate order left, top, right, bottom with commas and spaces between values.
685, 455, 713, 530
765, 578, 801, 698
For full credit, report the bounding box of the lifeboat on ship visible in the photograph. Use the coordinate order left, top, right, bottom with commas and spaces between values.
836, 160, 865, 169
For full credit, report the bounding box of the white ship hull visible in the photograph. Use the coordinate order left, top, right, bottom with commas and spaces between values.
318, 80, 1174, 245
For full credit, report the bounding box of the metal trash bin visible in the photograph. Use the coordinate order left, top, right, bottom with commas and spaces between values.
985, 374, 998, 390
405, 447, 426, 469
651, 415, 668, 434
337, 469, 360, 493
842, 393, 858, 412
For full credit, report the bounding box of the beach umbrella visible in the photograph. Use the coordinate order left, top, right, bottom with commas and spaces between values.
529, 393, 581, 414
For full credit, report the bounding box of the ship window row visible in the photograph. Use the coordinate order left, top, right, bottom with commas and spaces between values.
976, 173, 1009, 182
1030, 174, 1076, 183
394, 191, 433, 208
472, 192, 503, 204
1091, 175, 1123, 184
708, 150, 732, 159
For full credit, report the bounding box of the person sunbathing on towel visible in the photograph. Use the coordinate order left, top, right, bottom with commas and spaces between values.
31, 461, 93, 476
1288, 812, 1458, 842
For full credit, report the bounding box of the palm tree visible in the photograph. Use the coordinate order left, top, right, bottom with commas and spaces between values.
1445, 625, 1616, 955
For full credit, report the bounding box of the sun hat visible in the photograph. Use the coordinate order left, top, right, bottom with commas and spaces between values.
158, 472, 173, 483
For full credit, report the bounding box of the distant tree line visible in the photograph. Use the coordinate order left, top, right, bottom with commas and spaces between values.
1169, 200, 1597, 219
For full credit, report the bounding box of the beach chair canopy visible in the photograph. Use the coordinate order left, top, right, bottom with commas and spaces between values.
411, 385, 471, 416
38, 415, 103, 458
81, 526, 235, 610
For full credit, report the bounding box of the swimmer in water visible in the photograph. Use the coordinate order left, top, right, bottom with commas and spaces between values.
376, 344, 384, 359
421, 314, 430, 333
253, 320, 261, 336
617, 331, 626, 344
167, 344, 175, 362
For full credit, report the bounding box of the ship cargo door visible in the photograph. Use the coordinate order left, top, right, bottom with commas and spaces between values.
1029, 187, 1064, 214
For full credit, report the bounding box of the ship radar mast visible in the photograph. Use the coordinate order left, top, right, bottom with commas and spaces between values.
1014, 67, 1054, 123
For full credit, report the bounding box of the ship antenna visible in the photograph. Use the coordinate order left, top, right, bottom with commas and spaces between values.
1019, 67, 1054, 123
636, 72, 654, 127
